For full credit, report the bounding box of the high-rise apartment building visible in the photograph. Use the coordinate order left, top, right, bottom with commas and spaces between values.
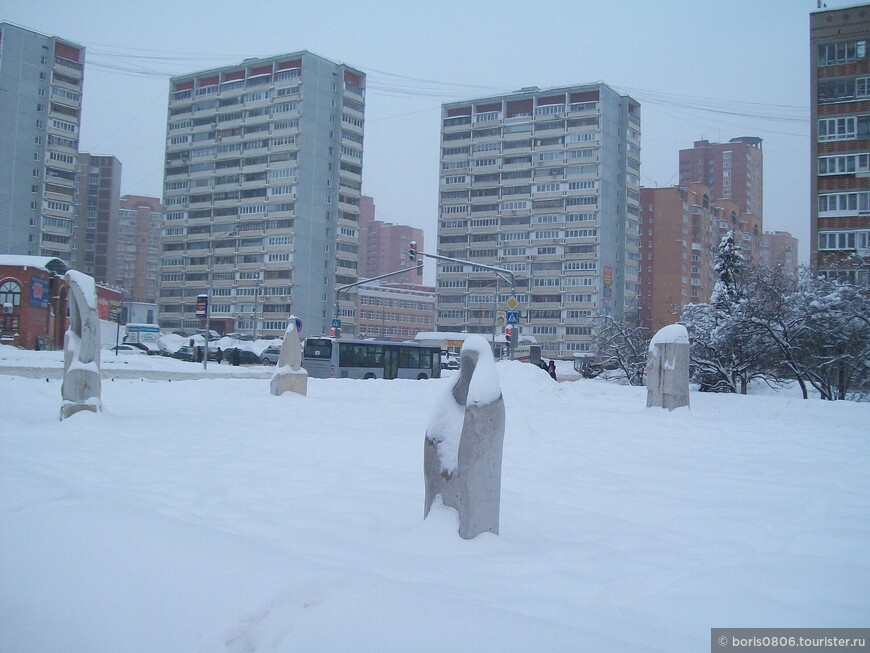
72, 154, 121, 283
436, 84, 641, 358
760, 230, 799, 278
0, 23, 85, 261
359, 220, 424, 284
358, 196, 424, 284
811, 4, 870, 284
117, 195, 163, 303
679, 137, 764, 222
639, 183, 724, 332
160, 52, 365, 337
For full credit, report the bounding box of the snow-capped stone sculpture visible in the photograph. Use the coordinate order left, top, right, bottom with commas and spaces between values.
270, 316, 307, 397
424, 335, 505, 539
60, 270, 102, 419
646, 323, 690, 411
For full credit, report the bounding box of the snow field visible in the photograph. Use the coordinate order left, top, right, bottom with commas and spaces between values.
1, 354, 868, 652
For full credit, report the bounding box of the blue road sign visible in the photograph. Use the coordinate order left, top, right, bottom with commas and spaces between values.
332, 318, 341, 328
506, 310, 519, 325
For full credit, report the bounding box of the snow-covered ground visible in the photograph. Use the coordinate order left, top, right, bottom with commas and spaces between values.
1, 344, 868, 652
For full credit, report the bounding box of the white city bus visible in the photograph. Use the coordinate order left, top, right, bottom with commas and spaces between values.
302, 337, 441, 380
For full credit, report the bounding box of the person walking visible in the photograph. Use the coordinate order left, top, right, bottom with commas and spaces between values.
231, 347, 241, 366
547, 360, 557, 381
215, 348, 223, 365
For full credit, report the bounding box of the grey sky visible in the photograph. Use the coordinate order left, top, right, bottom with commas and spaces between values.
5, 0, 822, 268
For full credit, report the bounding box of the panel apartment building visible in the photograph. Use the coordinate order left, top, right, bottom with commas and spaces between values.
437, 84, 641, 358
160, 51, 365, 337
811, 4, 870, 284
0, 23, 85, 261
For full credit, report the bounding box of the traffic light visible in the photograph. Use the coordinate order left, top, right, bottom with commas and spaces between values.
408, 240, 417, 261
505, 325, 518, 349
330, 326, 341, 338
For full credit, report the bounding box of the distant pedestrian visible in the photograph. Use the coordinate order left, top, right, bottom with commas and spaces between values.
231, 347, 241, 366
547, 360, 557, 381
215, 348, 223, 365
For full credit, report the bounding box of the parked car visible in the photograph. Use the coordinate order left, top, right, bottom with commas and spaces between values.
225, 332, 255, 341
221, 348, 260, 365
171, 346, 196, 362
440, 351, 460, 370
125, 341, 158, 355
236, 349, 260, 364
259, 345, 282, 366
107, 344, 148, 356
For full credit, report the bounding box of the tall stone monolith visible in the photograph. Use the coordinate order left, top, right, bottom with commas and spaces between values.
60, 271, 102, 419
270, 316, 308, 396
646, 323, 690, 411
424, 335, 505, 539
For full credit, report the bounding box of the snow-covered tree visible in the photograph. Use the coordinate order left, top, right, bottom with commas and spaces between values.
686, 260, 870, 401
796, 276, 870, 400
682, 232, 763, 394
711, 231, 745, 311
590, 316, 650, 386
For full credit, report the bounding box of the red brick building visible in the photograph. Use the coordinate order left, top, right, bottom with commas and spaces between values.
679, 137, 764, 224
0, 256, 70, 350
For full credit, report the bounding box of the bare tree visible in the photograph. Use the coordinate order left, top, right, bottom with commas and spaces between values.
591, 316, 650, 386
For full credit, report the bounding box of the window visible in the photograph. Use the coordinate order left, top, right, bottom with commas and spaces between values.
818, 117, 856, 141
818, 191, 870, 215
818, 231, 857, 250
0, 280, 22, 306
818, 40, 868, 66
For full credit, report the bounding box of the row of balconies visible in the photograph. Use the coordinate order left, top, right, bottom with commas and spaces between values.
442, 104, 601, 130
170, 76, 303, 105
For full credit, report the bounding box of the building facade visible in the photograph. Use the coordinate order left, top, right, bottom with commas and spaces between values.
679, 137, 764, 223
810, 4, 870, 284
760, 230, 799, 277
0, 255, 69, 349
0, 23, 85, 262
72, 154, 121, 284
355, 283, 435, 340
117, 195, 163, 303
436, 84, 641, 358
159, 51, 365, 338
357, 196, 424, 285
639, 180, 774, 332
639, 184, 721, 332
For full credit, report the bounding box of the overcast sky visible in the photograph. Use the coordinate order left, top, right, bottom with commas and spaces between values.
5, 0, 834, 266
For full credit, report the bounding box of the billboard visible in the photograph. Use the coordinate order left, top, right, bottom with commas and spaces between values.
29, 277, 50, 309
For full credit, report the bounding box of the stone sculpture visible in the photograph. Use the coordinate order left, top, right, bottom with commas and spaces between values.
424, 335, 505, 539
270, 315, 308, 397
60, 271, 102, 419
646, 323, 690, 411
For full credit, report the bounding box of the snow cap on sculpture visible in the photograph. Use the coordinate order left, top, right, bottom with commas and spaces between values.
270, 315, 307, 396
60, 270, 102, 419
424, 335, 505, 539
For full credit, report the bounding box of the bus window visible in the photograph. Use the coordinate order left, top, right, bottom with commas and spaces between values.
303, 338, 332, 359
